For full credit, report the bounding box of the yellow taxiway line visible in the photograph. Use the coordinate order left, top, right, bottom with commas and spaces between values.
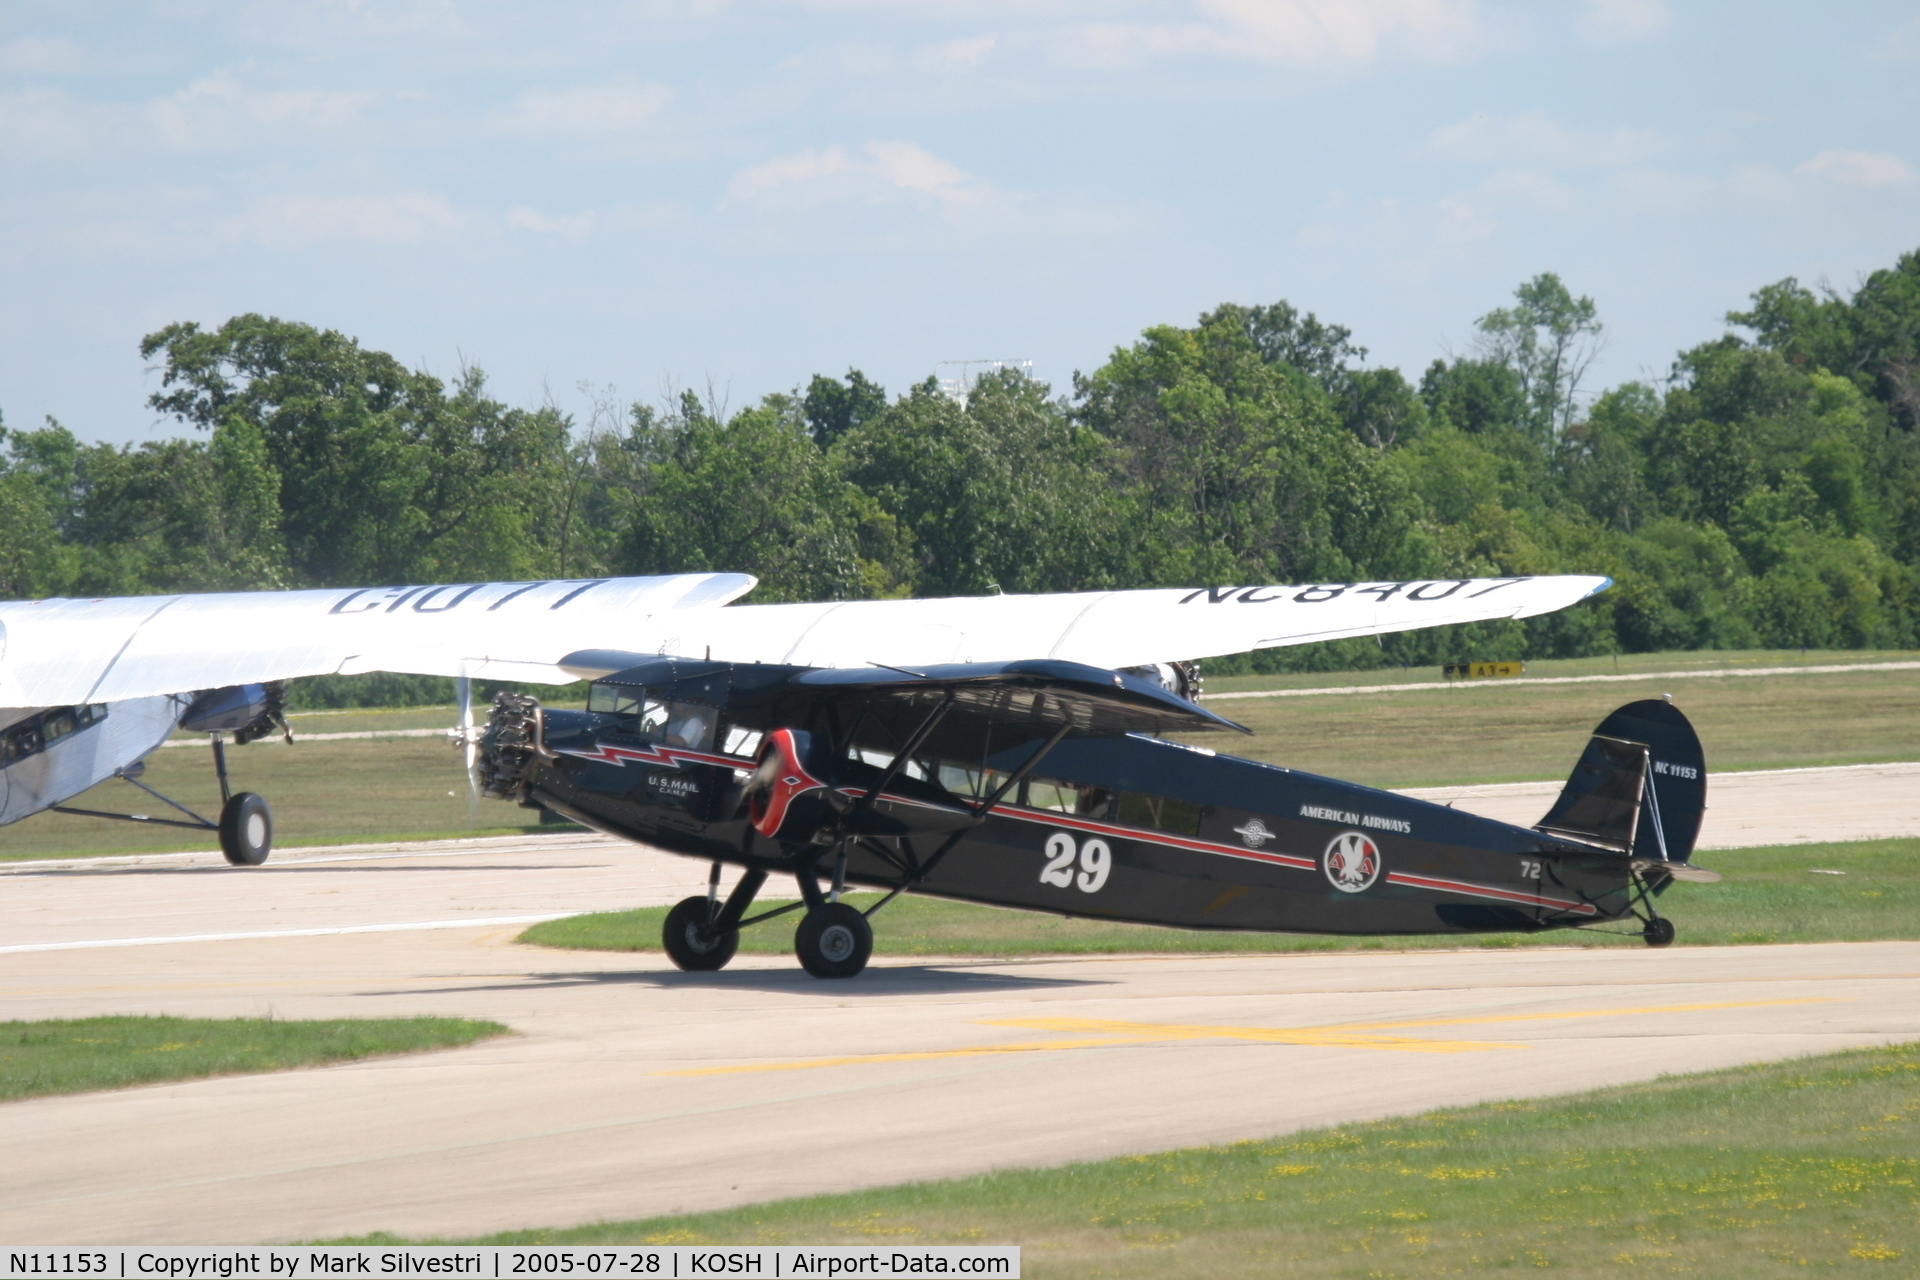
660, 997, 1840, 1077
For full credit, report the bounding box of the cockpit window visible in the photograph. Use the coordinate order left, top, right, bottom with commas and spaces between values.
587, 683, 718, 751
588, 684, 643, 716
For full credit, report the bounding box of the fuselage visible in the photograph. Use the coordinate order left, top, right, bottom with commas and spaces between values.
0, 695, 184, 825
522, 708, 1637, 937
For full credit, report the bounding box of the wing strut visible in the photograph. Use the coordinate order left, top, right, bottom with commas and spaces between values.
860, 721, 1074, 920
853, 692, 955, 814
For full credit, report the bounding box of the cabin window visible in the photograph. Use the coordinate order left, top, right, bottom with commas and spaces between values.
0, 704, 108, 771
41, 708, 77, 745
1020, 775, 1115, 818
657, 702, 717, 749
724, 726, 764, 758
1115, 791, 1207, 835
6, 721, 43, 762
907, 760, 1009, 799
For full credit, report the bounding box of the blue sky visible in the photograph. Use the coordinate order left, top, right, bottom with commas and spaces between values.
3, 0, 1917, 445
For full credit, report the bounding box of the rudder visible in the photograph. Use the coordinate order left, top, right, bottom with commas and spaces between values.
1535, 699, 1706, 864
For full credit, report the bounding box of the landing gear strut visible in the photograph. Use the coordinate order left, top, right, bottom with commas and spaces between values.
210, 736, 272, 865
657, 851, 882, 979
1625, 867, 1676, 947
52, 731, 274, 867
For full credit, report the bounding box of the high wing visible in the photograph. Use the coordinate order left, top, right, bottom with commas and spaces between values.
0, 574, 756, 709
0, 573, 1608, 709
567, 575, 1612, 676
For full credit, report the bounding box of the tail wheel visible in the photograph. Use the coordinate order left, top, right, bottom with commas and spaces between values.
795, 902, 872, 979
663, 896, 739, 971
1642, 917, 1676, 947
219, 792, 272, 866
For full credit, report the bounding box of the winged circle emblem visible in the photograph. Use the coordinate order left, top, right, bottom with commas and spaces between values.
1323, 831, 1382, 893
1233, 818, 1274, 848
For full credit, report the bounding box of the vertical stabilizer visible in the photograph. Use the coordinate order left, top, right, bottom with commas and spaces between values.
1535, 699, 1707, 863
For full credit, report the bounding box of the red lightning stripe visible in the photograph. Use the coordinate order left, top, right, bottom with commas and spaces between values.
556, 741, 741, 770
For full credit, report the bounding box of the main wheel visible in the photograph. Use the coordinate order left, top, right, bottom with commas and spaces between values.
1643, 917, 1676, 947
795, 902, 873, 979
663, 896, 739, 971
219, 792, 272, 866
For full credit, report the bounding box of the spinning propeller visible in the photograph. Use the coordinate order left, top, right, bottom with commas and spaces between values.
451, 674, 479, 818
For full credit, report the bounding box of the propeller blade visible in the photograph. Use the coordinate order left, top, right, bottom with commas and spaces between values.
457, 675, 478, 819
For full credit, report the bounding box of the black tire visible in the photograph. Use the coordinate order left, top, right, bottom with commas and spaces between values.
1643, 916, 1676, 948
219, 792, 272, 866
663, 896, 739, 971
795, 902, 873, 979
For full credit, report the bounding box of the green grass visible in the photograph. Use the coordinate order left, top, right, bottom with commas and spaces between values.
356, 1040, 1920, 1277
0, 1015, 510, 1101
1186, 654, 1920, 788
1201, 646, 1920, 694
0, 734, 561, 861
520, 837, 1920, 956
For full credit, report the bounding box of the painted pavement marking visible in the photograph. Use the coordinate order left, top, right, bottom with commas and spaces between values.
659, 997, 1839, 1076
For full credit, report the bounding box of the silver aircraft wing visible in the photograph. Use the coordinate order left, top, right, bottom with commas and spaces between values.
0, 574, 757, 708
571, 574, 1613, 674
0, 573, 1609, 707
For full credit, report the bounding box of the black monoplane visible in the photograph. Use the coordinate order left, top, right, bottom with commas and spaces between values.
478, 653, 1717, 979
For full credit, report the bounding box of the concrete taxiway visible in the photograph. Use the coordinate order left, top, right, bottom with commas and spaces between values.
2, 761, 1917, 1244
6, 931, 1919, 1244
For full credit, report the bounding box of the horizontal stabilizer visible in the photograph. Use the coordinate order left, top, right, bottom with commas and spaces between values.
1631, 859, 1721, 883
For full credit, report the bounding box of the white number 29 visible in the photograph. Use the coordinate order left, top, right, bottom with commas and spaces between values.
1041, 832, 1111, 893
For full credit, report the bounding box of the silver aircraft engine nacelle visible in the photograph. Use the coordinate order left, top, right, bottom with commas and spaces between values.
180, 683, 289, 745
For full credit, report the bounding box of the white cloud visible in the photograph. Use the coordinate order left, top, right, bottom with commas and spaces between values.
1432, 194, 1494, 244
1058, 0, 1497, 71
0, 36, 86, 73
0, 88, 120, 158
912, 33, 997, 71
727, 139, 994, 211
145, 75, 389, 149
1478, 167, 1576, 211
218, 191, 465, 248
507, 206, 598, 240
494, 80, 673, 139
729, 144, 853, 201
1866, 15, 1920, 63
1428, 112, 1660, 169
865, 139, 968, 194
1795, 150, 1916, 190
1575, 0, 1670, 44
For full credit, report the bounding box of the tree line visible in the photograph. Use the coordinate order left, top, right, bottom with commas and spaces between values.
2, 249, 1916, 676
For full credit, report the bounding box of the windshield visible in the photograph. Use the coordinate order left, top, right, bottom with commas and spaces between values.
588, 684, 719, 751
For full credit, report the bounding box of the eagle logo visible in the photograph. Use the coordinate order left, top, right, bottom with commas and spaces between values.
1323, 831, 1382, 893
